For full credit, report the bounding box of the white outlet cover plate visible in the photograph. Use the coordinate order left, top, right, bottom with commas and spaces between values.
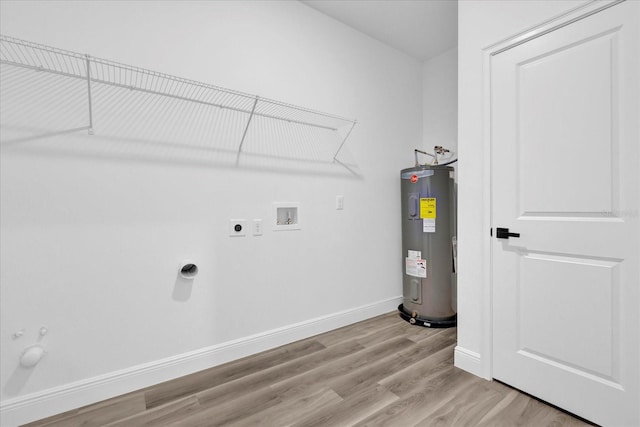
253, 219, 263, 236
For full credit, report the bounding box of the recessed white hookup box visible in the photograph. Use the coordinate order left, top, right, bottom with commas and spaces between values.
273, 202, 300, 231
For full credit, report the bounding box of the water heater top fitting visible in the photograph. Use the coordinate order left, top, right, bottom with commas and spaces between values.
414, 146, 457, 167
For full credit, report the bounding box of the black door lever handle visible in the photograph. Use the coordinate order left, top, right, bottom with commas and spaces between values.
496, 227, 520, 239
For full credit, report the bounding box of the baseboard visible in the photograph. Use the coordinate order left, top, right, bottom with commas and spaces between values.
454, 345, 486, 378
1, 296, 402, 427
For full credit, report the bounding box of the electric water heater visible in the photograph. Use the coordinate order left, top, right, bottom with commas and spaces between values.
399, 165, 457, 327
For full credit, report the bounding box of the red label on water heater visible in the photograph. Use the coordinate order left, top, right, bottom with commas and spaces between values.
410, 175, 418, 183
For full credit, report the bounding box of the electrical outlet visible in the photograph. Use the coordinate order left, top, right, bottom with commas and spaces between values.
336, 195, 344, 210
229, 219, 247, 237
253, 219, 263, 236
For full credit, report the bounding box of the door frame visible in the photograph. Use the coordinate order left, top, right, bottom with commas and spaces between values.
478, 0, 625, 380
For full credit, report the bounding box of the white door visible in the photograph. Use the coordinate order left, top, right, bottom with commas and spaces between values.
491, 2, 639, 426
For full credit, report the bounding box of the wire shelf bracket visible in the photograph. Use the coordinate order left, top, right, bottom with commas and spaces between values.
0, 34, 357, 164
85, 54, 94, 135
236, 97, 259, 167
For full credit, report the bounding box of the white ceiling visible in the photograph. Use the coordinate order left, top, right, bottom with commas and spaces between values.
301, 0, 458, 61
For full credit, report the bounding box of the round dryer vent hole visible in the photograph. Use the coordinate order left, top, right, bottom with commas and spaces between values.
179, 261, 199, 279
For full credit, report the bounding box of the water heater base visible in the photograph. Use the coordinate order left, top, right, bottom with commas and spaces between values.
398, 304, 457, 328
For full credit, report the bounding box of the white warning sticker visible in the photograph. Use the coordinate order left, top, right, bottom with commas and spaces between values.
405, 257, 427, 278
423, 218, 436, 233
408, 250, 421, 260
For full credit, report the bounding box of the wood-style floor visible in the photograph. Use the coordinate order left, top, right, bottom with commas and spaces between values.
24, 312, 593, 427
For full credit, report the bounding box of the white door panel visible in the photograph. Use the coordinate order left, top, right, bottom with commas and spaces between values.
491, 2, 638, 426
518, 31, 614, 215
518, 254, 619, 378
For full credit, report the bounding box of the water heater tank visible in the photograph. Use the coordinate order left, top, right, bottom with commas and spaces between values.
399, 165, 457, 327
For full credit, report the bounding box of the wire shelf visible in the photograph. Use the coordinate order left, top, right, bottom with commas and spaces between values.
0, 34, 357, 165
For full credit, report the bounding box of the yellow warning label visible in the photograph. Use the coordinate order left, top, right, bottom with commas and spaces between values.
420, 198, 436, 219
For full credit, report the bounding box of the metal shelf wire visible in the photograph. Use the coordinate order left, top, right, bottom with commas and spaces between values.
0, 34, 357, 165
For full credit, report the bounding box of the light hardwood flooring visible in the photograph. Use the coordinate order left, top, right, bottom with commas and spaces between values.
24, 312, 594, 426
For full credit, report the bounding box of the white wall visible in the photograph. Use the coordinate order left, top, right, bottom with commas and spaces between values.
456, 0, 591, 377
422, 48, 458, 156
0, 1, 422, 424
